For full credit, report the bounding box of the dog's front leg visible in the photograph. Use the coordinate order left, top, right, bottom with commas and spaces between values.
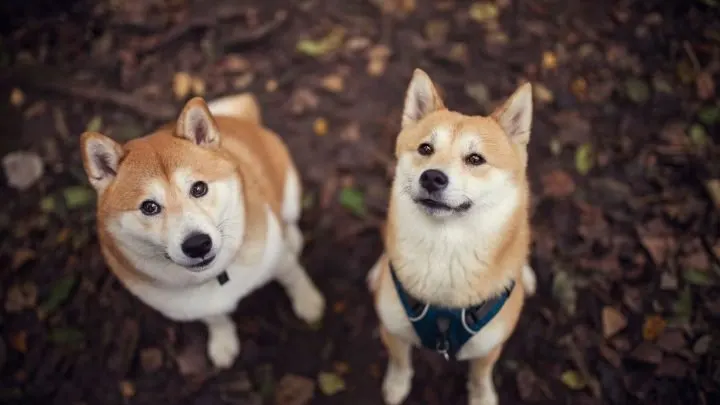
467, 346, 502, 405
274, 249, 325, 325
380, 326, 413, 405
203, 314, 240, 369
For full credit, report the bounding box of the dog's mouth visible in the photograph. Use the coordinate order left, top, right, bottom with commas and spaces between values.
164, 253, 216, 271
414, 198, 473, 213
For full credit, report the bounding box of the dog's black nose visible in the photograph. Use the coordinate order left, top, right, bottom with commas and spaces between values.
419, 169, 449, 193
181, 233, 212, 258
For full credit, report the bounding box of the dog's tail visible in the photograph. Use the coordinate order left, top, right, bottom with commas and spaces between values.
207, 93, 261, 125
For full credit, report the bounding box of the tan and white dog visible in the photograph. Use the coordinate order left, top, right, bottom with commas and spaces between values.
80, 94, 325, 368
367, 69, 537, 405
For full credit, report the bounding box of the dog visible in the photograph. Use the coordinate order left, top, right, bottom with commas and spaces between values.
367, 69, 537, 405
80, 93, 325, 368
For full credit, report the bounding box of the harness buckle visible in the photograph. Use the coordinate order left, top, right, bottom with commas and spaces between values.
435, 339, 450, 361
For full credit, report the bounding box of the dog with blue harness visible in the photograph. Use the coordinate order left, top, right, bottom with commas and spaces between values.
367, 69, 537, 405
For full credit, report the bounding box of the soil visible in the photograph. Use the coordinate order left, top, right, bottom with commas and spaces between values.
0, 0, 719, 404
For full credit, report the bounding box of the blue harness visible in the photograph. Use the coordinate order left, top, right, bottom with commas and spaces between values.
390, 263, 515, 360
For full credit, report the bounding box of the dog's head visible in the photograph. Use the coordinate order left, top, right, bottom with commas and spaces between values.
81, 98, 245, 287
393, 69, 533, 220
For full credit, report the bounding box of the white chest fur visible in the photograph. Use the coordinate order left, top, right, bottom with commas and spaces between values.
127, 206, 284, 321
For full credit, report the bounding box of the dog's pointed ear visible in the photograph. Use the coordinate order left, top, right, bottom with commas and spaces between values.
402, 69, 445, 128
492, 83, 533, 146
81, 131, 124, 194
176, 97, 221, 148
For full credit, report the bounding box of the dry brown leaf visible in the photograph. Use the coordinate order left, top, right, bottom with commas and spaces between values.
598, 344, 621, 368
222, 55, 250, 73
5, 282, 38, 312
313, 118, 328, 136
696, 71, 715, 101
541, 169, 576, 198
367, 45, 391, 77
425, 20, 449, 45
542, 51, 558, 70
571, 78, 588, 99
340, 122, 361, 142
322, 74, 344, 93
289, 88, 319, 115
630, 342, 663, 364
601, 306, 627, 339
642, 315, 666, 341
10, 331, 28, 353
12, 248, 36, 270
10, 88, 25, 107
233, 72, 255, 90
275, 374, 315, 405
173, 72, 192, 100
119, 380, 136, 398
656, 329, 686, 353
176, 340, 209, 376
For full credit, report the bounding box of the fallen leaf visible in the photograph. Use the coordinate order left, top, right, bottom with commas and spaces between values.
321, 74, 344, 93
40, 196, 56, 213
692, 335, 711, 355
297, 27, 346, 57
696, 71, 715, 100
683, 269, 713, 286
625, 78, 650, 104
5, 282, 38, 312
10, 88, 25, 107
638, 235, 671, 266
367, 45, 391, 77
705, 180, 720, 210
63, 186, 94, 209
677, 60, 695, 84
465, 82, 490, 111
575, 143, 594, 175
10, 331, 27, 353
598, 344, 622, 368
222, 55, 250, 73
119, 380, 135, 398
689, 124, 709, 148
140, 348, 163, 372
176, 340, 209, 376
541, 169, 575, 198
289, 88, 319, 115
339, 186, 366, 217
313, 118, 328, 136
656, 329, 686, 353
469, 2, 498, 23
533, 83, 554, 104
552, 270, 577, 315
630, 342, 663, 364
425, 20, 449, 45
333, 362, 350, 375
11, 248, 36, 270
448, 43, 469, 65
560, 370, 586, 390
642, 315, 667, 341
672, 286, 693, 324
652, 75, 673, 94
345, 36, 371, 52
317, 372, 345, 396
542, 51, 558, 70
173, 72, 192, 100
233, 72, 255, 89
602, 307, 627, 339
2, 151, 44, 191
48, 328, 85, 347
698, 105, 720, 126
191, 77, 206, 96
38, 274, 77, 317
571, 78, 588, 99
515, 367, 540, 401
660, 272, 678, 290
86, 116, 103, 133
275, 374, 315, 405
340, 122, 361, 142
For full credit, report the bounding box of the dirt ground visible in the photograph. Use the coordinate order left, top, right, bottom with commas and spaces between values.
1, 0, 719, 404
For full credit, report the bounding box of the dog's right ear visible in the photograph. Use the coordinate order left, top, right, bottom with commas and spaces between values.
401, 69, 445, 129
81, 132, 124, 194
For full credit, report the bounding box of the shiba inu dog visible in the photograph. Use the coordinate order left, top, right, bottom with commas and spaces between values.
80, 93, 325, 368
367, 69, 537, 405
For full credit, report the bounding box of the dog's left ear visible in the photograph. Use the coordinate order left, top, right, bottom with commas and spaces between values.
492, 83, 533, 146
402, 69, 445, 129
176, 97, 221, 148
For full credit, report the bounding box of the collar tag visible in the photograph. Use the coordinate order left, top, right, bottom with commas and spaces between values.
217, 271, 230, 286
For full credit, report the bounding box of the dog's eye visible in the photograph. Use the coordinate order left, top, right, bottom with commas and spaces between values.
465, 153, 486, 166
190, 181, 209, 198
140, 200, 162, 216
417, 143, 434, 156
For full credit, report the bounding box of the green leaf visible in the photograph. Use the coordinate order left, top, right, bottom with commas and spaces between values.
85, 116, 103, 133
560, 370, 586, 390
672, 286, 693, 324
698, 105, 720, 126
48, 327, 85, 347
317, 372, 345, 396
625, 78, 650, 104
574, 143, 594, 175
683, 269, 713, 286
40, 196, 56, 213
39, 274, 78, 316
339, 187, 366, 217
63, 186, 94, 209
689, 124, 709, 148
296, 27, 345, 57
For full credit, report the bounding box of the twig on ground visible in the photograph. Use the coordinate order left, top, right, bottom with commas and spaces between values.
221, 10, 289, 48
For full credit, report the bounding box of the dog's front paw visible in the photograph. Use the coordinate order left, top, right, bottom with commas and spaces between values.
292, 283, 325, 325
382, 365, 412, 405
207, 327, 241, 369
